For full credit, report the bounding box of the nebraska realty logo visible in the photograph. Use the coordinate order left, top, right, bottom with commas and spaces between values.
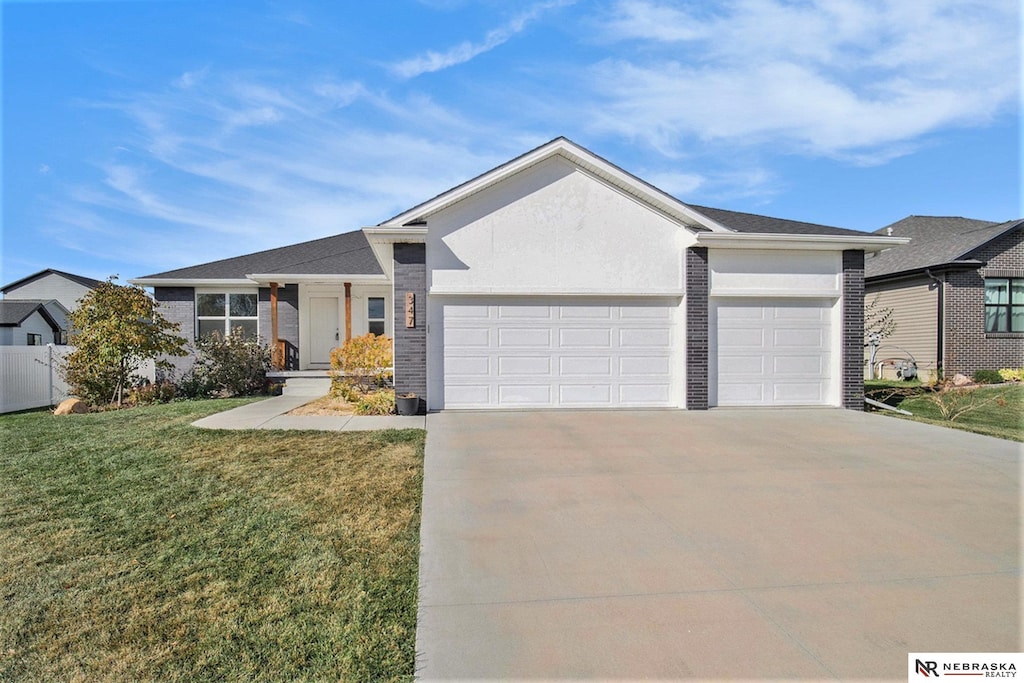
909, 653, 1023, 679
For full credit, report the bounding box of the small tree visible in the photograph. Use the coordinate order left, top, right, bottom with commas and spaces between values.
864, 296, 897, 379
62, 278, 187, 406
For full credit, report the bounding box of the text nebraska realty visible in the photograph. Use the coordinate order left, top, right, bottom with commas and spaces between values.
917, 659, 1017, 677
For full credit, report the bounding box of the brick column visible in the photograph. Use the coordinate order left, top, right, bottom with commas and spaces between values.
393, 243, 427, 413
842, 250, 865, 410
686, 247, 709, 410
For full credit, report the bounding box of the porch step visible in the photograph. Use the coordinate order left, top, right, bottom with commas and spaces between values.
281, 376, 332, 397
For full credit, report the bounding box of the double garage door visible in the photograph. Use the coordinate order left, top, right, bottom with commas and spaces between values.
438, 299, 677, 409
434, 297, 834, 409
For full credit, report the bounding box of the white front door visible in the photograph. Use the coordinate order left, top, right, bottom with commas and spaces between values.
309, 296, 340, 366
712, 298, 833, 406
435, 298, 678, 409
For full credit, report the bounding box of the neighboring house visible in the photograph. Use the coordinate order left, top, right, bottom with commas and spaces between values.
1, 268, 105, 342
0, 300, 67, 346
865, 216, 1024, 380
132, 138, 903, 411
2, 268, 104, 311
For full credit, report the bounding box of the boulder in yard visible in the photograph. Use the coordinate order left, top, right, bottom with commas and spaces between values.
951, 373, 972, 387
54, 398, 88, 415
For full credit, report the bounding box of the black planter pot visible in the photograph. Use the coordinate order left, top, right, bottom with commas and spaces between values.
396, 394, 419, 416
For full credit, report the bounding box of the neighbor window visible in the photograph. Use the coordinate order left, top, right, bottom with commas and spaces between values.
984, 278, 1024, 333
368, 297, 386, 336
26, 333, 42, 346
196, 292, 258, 339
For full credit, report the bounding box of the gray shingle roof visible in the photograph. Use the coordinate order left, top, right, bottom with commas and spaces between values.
864, 216, 1022, 279
0, 300, 55, 326
1, 268, 104, 293
137, 229, 383, 280
687, 205, 865, 236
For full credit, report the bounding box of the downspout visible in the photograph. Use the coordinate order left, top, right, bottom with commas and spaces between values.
925, 269, 943, 377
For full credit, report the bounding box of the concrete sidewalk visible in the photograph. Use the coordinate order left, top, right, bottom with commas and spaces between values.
191, 394, 426, 431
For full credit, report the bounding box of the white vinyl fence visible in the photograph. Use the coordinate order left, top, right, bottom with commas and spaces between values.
0, 346, 155, 414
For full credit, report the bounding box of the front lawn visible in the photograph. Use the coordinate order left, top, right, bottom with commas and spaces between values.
866, 381, 1024, 442
0, 400, 425, 682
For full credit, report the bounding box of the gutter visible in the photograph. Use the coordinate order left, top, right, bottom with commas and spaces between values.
925, 268, 944, 376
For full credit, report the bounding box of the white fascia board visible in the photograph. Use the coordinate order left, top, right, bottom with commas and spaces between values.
428, 287, 685, 297
380, 138, 727, 232
363, 226, 427, 275
128, 278, 256, 288
696, 233, 911, 252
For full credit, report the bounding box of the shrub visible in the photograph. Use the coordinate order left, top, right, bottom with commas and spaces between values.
129, 381, 178, 405
330, 334, 393, 392
353, 389, 396, 416
999, 368, 1024, 382
924, 380, 1008, 422
972, 369, 1004, 385
192, 330, 273, 397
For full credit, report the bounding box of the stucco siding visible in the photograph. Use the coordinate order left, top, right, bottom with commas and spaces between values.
427, 156, 692, 295
4, 275, 93, 312
865, 276, 939, 380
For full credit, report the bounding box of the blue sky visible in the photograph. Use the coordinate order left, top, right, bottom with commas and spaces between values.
2, 0, 1019, 285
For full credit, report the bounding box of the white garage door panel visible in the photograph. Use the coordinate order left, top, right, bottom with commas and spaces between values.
715, 299, 832, 407
442, 300, 676, 409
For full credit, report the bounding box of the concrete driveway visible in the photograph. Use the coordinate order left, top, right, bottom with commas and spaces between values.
415, 409, 1020, 680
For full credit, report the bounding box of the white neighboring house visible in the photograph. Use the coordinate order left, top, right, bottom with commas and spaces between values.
1, 268, 104, 345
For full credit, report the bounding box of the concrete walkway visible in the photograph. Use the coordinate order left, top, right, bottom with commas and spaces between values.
191, 394, 426, 431
416, 409, 1020, 680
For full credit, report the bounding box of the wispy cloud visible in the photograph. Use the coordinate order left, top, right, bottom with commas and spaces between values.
391, 0, 575, 78
591, 0, 1019, 160
50, 70, 516, 273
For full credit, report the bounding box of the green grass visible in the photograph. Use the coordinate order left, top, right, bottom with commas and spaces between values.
0, 399, 425, 682
866, 381, 1024, 442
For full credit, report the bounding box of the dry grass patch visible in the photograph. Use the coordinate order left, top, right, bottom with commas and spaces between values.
0, 399, 424, 682
286, 394, 355, 416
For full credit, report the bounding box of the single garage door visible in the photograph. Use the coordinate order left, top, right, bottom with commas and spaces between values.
713, 299, 833, 406
440, 299, 677, 409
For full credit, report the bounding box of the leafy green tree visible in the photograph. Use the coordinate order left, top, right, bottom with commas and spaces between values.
62, 278, 187, 406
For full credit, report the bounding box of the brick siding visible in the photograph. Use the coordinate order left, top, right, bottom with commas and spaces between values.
154, 286, 196, 376
686, 247, 709, 410
393, 243, 427, 413
842, 250, 865, 410
943, 227, 1024, 375
259, 285, 299, 370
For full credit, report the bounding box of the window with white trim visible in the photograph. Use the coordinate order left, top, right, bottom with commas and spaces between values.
196, 292, 259, 339
368, 297, 386, 336
984, 278, 1024, 333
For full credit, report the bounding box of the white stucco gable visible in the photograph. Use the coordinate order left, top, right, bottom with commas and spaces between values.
424, 155, 697, 295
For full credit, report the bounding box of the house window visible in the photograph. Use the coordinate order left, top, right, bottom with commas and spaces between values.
27, 333, 42, 346
984, 278, 1024, 333
368, 297, 386, 336
196, 292, 259, 339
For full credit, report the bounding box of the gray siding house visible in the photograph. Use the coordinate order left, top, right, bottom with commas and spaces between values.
865, 216, 1024, 380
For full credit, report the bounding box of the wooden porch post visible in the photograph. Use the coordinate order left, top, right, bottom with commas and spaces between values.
344, 282, 352, 342
270, 282, 281, 369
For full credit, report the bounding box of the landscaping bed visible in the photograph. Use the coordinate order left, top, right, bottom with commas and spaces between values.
0, 400, 425, 681
865, 380, 1024, 442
